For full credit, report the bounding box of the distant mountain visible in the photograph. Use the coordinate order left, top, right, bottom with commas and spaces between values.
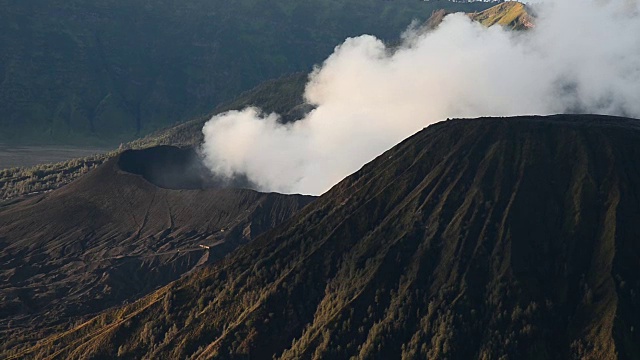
128, 2, 536, 150
427, 1, 534, 31
0, 1, 524, 200
0, 73, 308, 201
0, 0, 496, 145
14, 115, 640, 359
0, 146, 314, 354
469, 1, 534, 30
128, 72, 311, 150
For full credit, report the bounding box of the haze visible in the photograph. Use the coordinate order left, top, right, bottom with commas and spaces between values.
201, 0, 640, 195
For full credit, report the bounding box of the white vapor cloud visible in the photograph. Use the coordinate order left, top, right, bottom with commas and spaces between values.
202, 0, 640, 195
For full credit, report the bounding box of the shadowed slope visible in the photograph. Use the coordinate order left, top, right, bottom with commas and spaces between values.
0, 73, 309, 202
10, 115, 640, 359
0, 0, 497, 144
0, 146, 314, 353
117, 146, 255, 189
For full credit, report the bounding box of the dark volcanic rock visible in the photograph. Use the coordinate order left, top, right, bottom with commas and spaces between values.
0, 147, 314, 352
8, 115, 640, 360
117, 145, 254, 189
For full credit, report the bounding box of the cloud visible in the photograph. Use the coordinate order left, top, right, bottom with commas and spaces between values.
201, 0, 640, 195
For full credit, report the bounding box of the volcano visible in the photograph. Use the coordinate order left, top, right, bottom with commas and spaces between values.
7, 115, 640, 359
0, 146, 314, 351
116, 146, 255, 190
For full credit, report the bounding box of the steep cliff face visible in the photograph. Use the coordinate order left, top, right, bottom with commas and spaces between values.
9, 115, 640, 360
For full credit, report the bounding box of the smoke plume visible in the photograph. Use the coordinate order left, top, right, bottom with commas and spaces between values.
202, 0, 640, 195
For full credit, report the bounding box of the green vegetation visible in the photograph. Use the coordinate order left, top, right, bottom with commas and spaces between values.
0, 0, 495, 145
0, 154, 109, 202
8, 115, 639, 359
0, 1, 515, 201
127, 73, 310, 149
0, 73, 307, 201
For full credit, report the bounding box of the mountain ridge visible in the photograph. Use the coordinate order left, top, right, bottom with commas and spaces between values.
0, 146, 314, 355
0, 0, 496, 145
0, 1, 533, 200
470, 1, 534, 30
11, 114, 640, 359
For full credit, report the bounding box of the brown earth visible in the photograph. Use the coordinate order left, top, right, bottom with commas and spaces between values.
5, 115, 640, 359
0, 146, 314, 353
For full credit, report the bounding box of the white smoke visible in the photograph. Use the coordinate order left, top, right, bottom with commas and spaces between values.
202, 0, 640, 195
